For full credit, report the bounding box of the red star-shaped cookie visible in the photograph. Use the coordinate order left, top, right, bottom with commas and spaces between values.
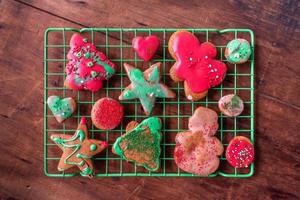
50, 117, 108, 177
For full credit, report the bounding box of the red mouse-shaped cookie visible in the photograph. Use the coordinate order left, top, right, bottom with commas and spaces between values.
132, 35, 160, 62
168, 30, 227, 101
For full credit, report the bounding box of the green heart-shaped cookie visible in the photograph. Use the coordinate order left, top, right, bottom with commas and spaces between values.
47, 95, 76, 123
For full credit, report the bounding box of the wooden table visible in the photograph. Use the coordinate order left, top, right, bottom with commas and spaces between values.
1, 0, 299, 199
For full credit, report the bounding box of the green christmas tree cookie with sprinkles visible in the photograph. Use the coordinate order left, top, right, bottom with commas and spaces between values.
50, 117, 108, 177
119, 62, 176, 115
112, 117, 162, 171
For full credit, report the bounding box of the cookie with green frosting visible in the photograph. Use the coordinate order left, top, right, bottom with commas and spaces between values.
225, 38, 252, 64
50, 117, 108, 177
112, 117, 162, 171
218, 94, 244, 117
119, 62, 176, 115
47, 95, 76, 123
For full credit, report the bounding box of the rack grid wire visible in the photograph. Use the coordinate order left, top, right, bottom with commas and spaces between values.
44, 28, 255, 177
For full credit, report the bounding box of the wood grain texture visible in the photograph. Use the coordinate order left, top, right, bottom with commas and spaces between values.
0, 0, 300, 199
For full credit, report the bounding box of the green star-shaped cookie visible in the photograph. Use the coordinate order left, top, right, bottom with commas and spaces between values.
119, 62, 175, 115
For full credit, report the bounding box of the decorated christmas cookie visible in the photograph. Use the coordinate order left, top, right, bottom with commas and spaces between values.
132, 35, 160, 61
218, 94, 244, 117
50, 117, 108, 177
168, 30, 227, 101
64, 33, 117, 92
225, 38, 252, 64
174, 107, 223, 176
47, 95, 76, 123
119, 62, 176, 115
112, 117, 162, 171
91, 97, 124, 130
226, 136, 254, 168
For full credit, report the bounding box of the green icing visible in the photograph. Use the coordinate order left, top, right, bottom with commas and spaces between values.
224, 95, 242, 110
122, 66, 168, 114
80, 166, 93, 176
148, 65, 160, 83
90, 144, 97, 151
231, 95, 241, 108
87, 61, 94, 67
91, 70, 98, 78
226, 39, 251, 63
113, 117, 162, 171
47, 96, 73, 120
51, 130, 86, 166
94, 58, 115, 78
84, 52, 90, 59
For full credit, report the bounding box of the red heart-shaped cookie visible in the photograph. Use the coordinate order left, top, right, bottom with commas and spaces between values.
132, 36, 160, 61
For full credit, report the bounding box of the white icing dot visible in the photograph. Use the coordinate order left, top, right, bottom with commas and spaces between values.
87, 45, 90, 48
80, 80, 84, 83
234, 53, 240, 58
211, 69, 214, 72
208, 64, 212, 68
189, 57, 193, 61
205, 56, 208, 59
216, 75, 219, 79
187, 95, 193, 100
214, 68, 217, 72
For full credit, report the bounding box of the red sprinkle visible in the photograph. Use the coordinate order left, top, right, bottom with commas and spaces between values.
226, 136, 254, 168
91, 98, 124, 130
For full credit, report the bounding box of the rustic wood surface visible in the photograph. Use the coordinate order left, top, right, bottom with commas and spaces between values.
1, 0, 300, 199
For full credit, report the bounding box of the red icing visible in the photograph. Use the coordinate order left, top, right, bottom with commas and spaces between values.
170, 31, 227, 93
132, 35, 160, 61
226, 137, 254, 168
91, 98, 124, 130
80, 117, 87, 125
65, 33, 116, 92
102, 141, 109, 148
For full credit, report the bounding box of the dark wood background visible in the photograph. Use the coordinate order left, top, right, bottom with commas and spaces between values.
1, 0, 299, 199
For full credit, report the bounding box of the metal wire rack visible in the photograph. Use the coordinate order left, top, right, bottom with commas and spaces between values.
44, 28, 254, 177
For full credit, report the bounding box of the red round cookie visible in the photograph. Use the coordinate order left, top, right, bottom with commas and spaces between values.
226, 136, 254, 168
91, 98, 124, 130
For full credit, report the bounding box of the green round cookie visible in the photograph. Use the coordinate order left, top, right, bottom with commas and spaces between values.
225, 39, 251, 64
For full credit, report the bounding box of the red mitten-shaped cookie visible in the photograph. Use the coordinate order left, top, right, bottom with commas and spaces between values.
168, 30, 227, 101
64, 33, 117, 92
174, 107, 223, 176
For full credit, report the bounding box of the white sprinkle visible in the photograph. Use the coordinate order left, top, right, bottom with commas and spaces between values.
80, 80, 84, 83
234, 53, 240, 58
187, 95, 193, 100
211, 69, 214, 72
208, 64, 212, 68
205, 56, 208, 59
189, 57, 193, 61
87, 45, 90, 48
214, 68, 217, 72
216, 75, 219, 79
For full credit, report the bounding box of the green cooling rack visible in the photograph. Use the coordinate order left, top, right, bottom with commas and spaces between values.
44, 28, 255, 177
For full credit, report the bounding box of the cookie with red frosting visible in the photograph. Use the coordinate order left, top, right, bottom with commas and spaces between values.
91, 97, 124, 130
226, 136, 254, 168
64, 33, 117, 92
132, 35, 160, 61
174, 107, 223, 176
168, 30, 227, 101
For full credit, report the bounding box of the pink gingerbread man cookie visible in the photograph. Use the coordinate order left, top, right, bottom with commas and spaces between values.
174, 107, 224, 176
64, 33, 117, 92
168, 30, 227, 101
